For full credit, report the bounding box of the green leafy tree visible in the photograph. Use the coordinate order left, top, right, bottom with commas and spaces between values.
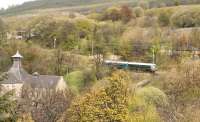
66, 71, 129, 122
56, 20, 79, 50
28, 16, 58, 47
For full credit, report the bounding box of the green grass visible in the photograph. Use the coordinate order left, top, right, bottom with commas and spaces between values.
64, 71, 85, 93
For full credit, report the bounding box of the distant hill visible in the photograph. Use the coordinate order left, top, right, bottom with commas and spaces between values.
0, 0, 135, 16
0, 0, 199, 16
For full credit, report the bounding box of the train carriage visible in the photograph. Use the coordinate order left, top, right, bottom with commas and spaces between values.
104, 60, 157, 72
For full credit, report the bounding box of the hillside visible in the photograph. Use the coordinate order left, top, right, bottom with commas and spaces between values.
0, 0, 135, 16
0, 0, 200, 16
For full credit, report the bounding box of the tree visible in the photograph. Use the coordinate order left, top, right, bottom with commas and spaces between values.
133, 7, 144, 18
66, 71, 129, 122
53, 49, 65, 76
0, 18, 6, 42
56, 20, 79, 50
170, 8, 200, 28
17, 86, 73, 122
91, 22, 123, 79
174, 0, 180, 6
120, 5, 134, 23
16, 113, 34, 122
138, 1, 149, 9
102, 7, 121, 21
0, 73, 17, 122
158, 11, 170, 26
27, 16, 58, 47
190, 28, 200, 49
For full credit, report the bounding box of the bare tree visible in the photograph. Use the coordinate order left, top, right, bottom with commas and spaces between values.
17, 85, 73, 122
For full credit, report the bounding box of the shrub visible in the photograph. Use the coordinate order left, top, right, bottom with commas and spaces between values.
165, 61, 200, 102
171, 8, 200, 28
120, 5, 134, 23
64, 69, 96, 93
138, 1, 149, 9
158, 11, 171, 26
128, 87, 163, 122
133, 7, 144, 18
102, 6, 121, 21
135, 87, 168, 107
190, 28, 200, 48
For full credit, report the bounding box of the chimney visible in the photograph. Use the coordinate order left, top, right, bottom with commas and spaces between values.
11, 50, 23, 69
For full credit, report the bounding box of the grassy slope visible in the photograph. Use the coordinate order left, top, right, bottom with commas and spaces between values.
146, 4, 200, 16
0, 0, 135, 16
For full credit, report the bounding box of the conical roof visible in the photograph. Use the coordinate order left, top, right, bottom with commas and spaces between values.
12, 50, 23, 58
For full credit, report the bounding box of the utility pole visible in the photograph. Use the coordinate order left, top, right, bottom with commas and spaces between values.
53, 37, 57, 48
152, 48, 155, 64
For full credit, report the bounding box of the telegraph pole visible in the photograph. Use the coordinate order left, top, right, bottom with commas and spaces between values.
53, 37, 57, 48
153, 48, 155, 64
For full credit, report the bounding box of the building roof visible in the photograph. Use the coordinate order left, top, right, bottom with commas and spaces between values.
24, 75, 61, 89
12, 51, 23, 58
1, 51, 63, 89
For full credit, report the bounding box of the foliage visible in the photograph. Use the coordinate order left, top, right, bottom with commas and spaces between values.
158, 10, 171, 26
64, 69, 96, 93
128, 87, 164, 122
17, 113, 34, 122
135, 87, 168, 107
133, 7, 144, 18
166, 61, 200, 102
18, 86, 73, 122
170, 8, 200, 28
0, 18, 7, 41
102, 5, 134, 23
102, 6, 121, 22
190, 28, 200, 48
0, 91, 17, 122
138, 0, 149, 9
66, 71, 129, 122
120, 5, 134, 23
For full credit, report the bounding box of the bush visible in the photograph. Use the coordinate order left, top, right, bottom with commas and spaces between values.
138, 1, 149, 9
133, 7, 144, 18
102, 6, 121, 21
120, 5, 134, 23
128, 87, 164, 122
165, 61, 200, 102
64, 69, 96, 93
158, 11, 171, 26
171, 8, 200, 28
135, 87, 168, 107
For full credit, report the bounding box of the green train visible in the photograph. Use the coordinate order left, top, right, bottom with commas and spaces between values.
104, 60, 157, 72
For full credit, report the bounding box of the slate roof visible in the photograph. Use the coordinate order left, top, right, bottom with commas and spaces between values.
1, 51, 62, 89
24, 75, 61, 89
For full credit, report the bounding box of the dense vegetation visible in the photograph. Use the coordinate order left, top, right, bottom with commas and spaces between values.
0, 0, 200, 121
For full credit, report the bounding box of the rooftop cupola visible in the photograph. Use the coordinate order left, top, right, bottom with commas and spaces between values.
11, 50, 23, 68
7, 50, 28, 82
